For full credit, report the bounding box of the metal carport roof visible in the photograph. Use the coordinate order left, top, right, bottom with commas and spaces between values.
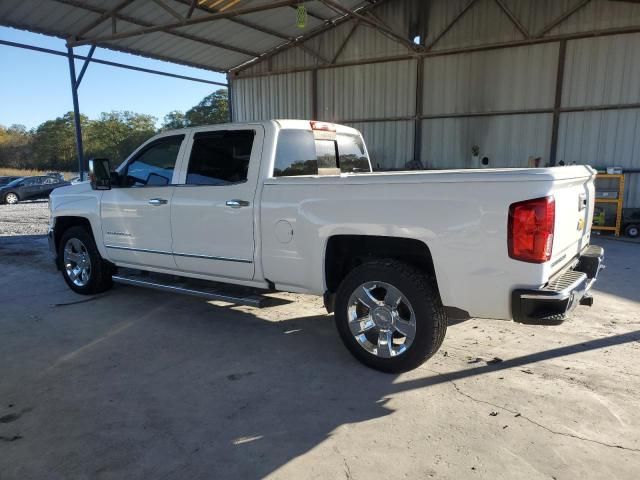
0, 0, 401, 177
0, 0, 392, 72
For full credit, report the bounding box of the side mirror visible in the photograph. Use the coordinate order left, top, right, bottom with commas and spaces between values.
89, 158, 111, 190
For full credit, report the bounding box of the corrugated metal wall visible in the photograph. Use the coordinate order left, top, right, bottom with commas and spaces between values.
420, 43, 557, 169
562, 33, 640, 107
233, 72, 312, 122
318, 61, 416, 121
557, 32, 640, 208
346, 120, 415, 170
422, 44, 558, 115
422, 114, 554, 169
231, 0, 640, 207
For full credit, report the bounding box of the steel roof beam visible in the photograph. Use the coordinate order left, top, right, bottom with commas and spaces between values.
0, 38, 228, 84
75, 0, 136, 38
494, 0, 530, 39
187, 0, 197, 18
151, 0, 185, 21
67, 0, 312, 48
171, 0, 331, 64
173, 0, 291, 41
425, 0, 479, 51
536, 0, 592, 37
58, 0, 263, 57
331, 20, 359, 64
232, 0, 391, 73
75, 44, 96, 88
320, 0, 418, 52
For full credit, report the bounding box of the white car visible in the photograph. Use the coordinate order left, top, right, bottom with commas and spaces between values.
48, 120, 604, 372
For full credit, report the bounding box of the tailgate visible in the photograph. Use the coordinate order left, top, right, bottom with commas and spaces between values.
548, 168, 596, 275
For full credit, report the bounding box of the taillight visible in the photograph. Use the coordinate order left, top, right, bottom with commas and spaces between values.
508, 196, 555, 263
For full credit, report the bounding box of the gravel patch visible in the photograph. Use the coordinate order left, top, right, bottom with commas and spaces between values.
0, 201, 50, 236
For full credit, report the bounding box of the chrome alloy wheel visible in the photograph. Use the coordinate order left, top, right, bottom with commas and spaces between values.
5, 193, 18, 204
63, 238, 92, 287
347, 281, 417, 358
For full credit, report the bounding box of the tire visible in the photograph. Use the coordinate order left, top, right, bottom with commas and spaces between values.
4, 192, 19, 205
334, 259, 447, 373
625, 224, 639, 238
58, 226, 113, 295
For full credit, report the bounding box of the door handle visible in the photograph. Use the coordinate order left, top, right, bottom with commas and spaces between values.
148, 198, 168, 206
226, 199, 250, 208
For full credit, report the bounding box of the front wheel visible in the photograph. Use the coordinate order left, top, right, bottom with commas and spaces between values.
4, 192, 19, 205
334, 259, 447, 373
58, 226, 113, 295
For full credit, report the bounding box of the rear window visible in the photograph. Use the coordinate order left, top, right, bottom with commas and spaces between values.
273, 129, 370, 177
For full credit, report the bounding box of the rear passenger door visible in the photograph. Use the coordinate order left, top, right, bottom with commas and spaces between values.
171, 125, 264, 281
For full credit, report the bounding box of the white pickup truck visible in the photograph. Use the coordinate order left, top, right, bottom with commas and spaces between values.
48, 120, 604, 372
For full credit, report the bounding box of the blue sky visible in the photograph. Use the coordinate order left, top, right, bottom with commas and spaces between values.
0, 26, 227, 130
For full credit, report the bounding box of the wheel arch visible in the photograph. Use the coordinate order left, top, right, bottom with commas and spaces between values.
324, 235, 439, 294
52, 216, 107, 265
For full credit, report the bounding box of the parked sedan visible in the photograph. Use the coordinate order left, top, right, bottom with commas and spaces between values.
0, 176, 70, 205
0, 176, 21, 186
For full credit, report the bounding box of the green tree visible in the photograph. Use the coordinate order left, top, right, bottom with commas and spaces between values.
31, 113, 83, 170
0, 88, 231, 172
85, 111, 156, 164
185, 89, 229, 126
0, 124, 34, 169
161, 110, 187, 131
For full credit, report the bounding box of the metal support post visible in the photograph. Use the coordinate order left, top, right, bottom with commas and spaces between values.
67, 45, 85, 179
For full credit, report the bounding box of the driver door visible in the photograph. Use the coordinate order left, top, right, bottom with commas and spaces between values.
18, 177, 43, 200
100, 134, 187, 269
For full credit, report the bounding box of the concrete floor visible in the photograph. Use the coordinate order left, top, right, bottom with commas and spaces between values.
0, 234, 639, 479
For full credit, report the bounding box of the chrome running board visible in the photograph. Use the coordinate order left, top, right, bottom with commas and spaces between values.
112, 271, 267, 307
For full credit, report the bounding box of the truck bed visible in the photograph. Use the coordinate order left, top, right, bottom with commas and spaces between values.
260, 165, 596, 320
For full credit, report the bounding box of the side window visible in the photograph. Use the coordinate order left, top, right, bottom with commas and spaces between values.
337, 134, 370, 173
186, 130, 255, 185
273, 130, 317, 177
22, 177, 37, 186
43, 177, 57, 185
124, 135, 183, 187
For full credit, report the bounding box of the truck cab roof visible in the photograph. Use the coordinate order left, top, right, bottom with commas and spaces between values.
160, 119, 362, 137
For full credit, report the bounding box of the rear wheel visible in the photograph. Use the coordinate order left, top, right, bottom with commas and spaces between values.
4, 192, 19, 205
59, 226, 113, 295
334, 259, 447, 373
625, 224, 639, 238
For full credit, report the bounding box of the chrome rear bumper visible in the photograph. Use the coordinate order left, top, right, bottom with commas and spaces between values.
512, 245, 604, 323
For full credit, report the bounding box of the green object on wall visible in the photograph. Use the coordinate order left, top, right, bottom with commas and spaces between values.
593, 208, 606, 226
296, 5, 307, 29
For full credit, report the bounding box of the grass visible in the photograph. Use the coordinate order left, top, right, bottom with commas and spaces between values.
0, 168, 76, 180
